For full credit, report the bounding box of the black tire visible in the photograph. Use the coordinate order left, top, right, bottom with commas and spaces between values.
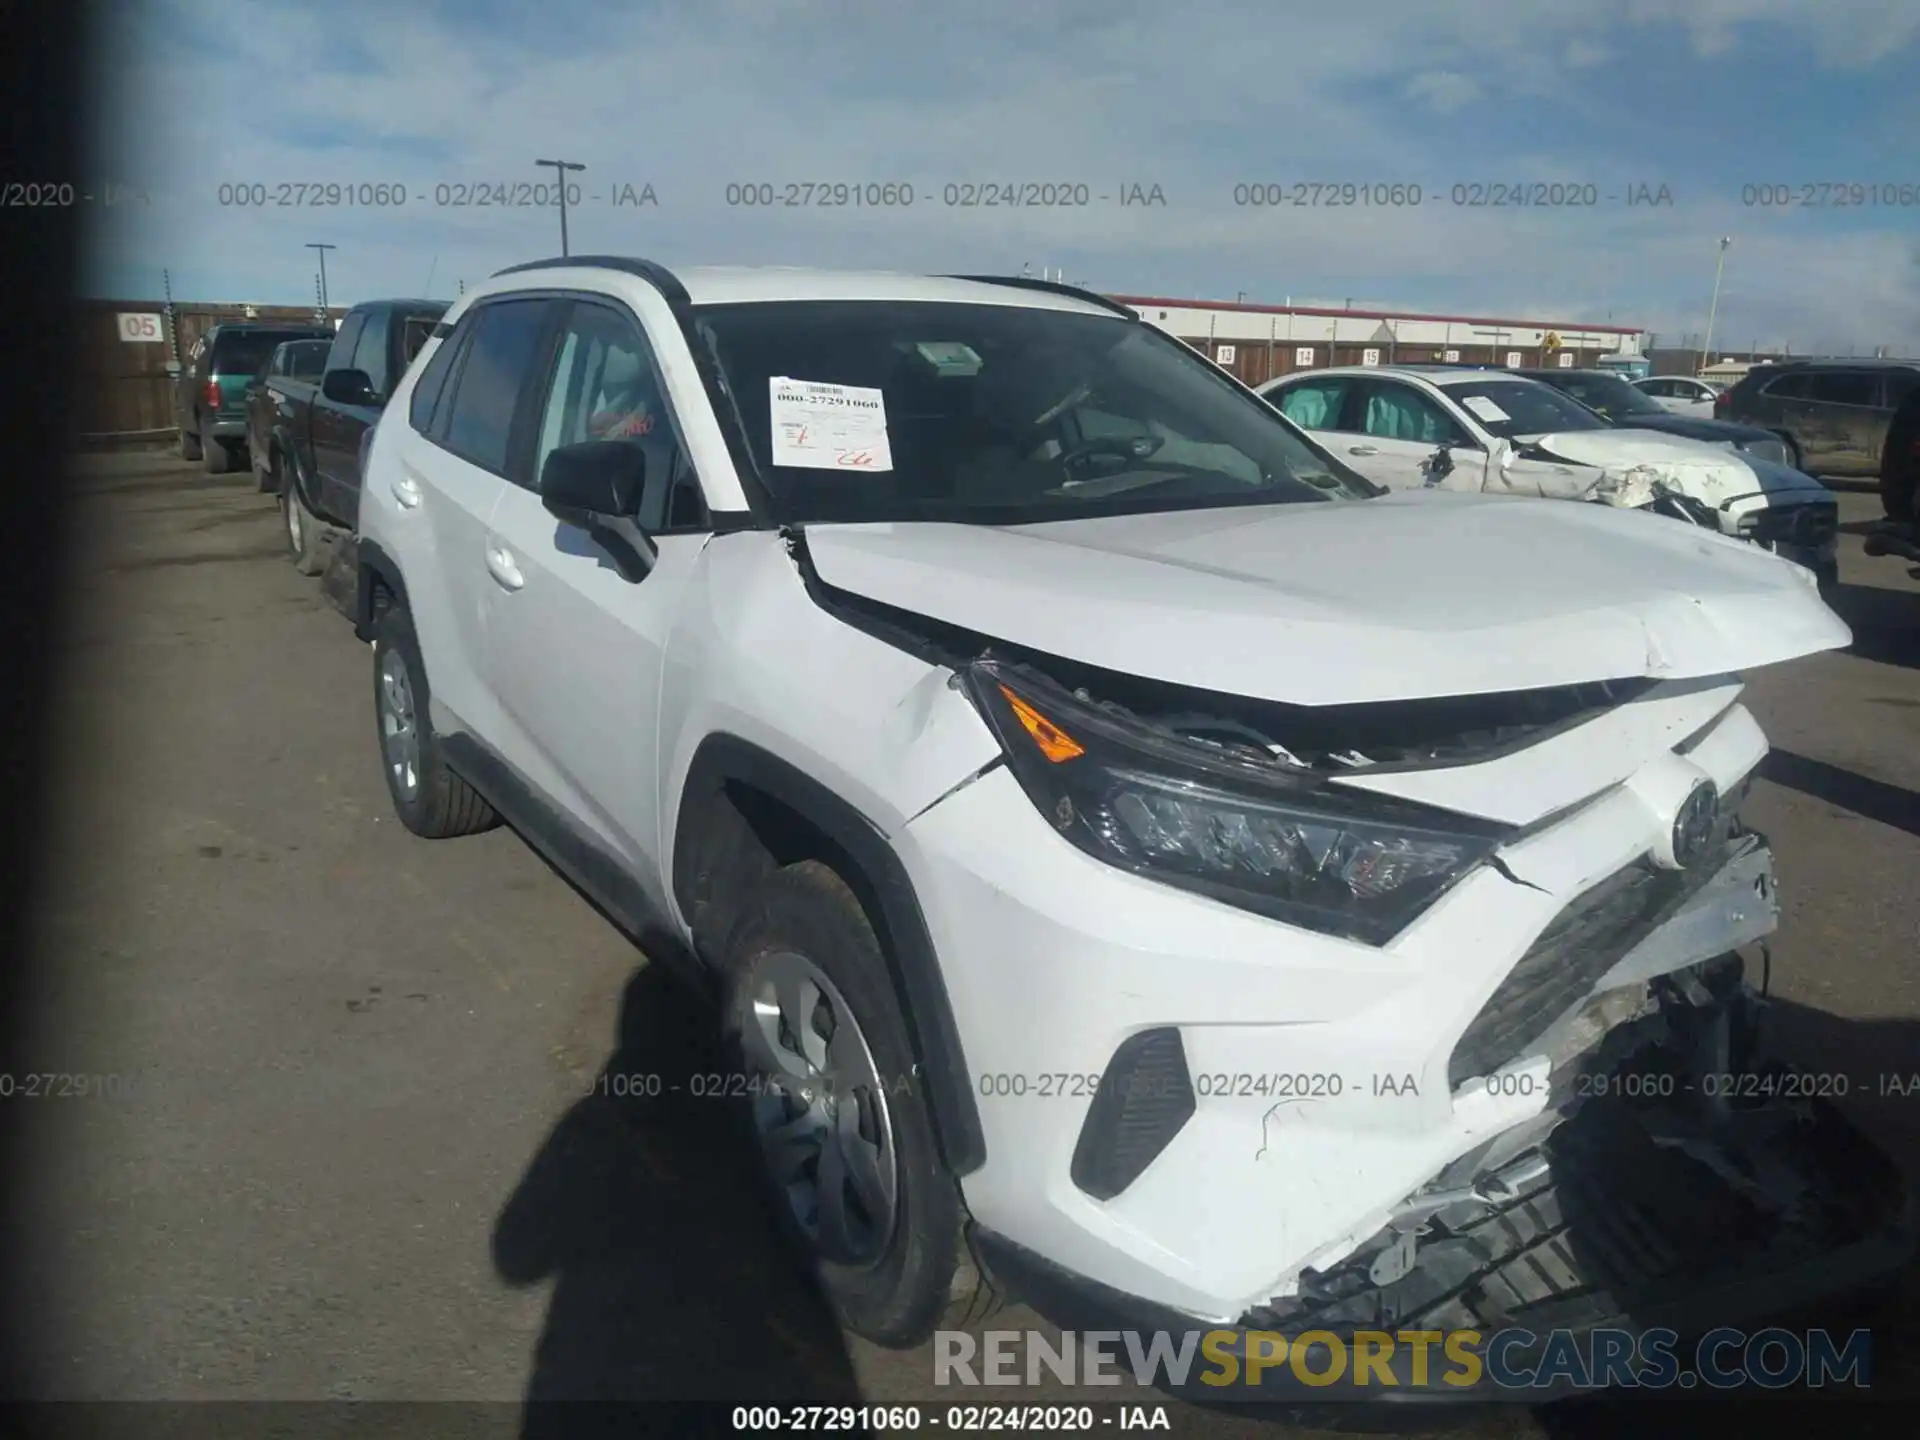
178, 423, 202, 461
1880, 396, 1920, 521
370, 603, 499, 839
281, 473, 328, 576
719, 860, 965, 1348
202, 422, 230, 474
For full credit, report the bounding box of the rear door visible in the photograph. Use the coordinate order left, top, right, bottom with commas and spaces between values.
385, 297, 557, 740
1802, 368, 1880, 476
481, 295, 709, 897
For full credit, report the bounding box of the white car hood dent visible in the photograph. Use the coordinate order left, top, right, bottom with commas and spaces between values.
802, 492, 1851, 706
1515, 430, 1834, 516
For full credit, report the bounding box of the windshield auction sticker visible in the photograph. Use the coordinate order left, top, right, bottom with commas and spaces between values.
769, 376, 894, 471
1461, 395, 1511, 424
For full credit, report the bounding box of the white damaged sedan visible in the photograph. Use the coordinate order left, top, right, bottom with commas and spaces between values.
1261, 365, 1839, 586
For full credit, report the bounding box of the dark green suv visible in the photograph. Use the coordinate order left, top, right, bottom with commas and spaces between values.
175, 323, 333, 473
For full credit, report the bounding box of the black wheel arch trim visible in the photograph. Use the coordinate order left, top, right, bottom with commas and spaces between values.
354, 538, 410, 643
673, 732, 987, 1176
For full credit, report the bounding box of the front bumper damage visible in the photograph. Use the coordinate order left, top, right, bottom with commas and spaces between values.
966, 838, 1915, 1405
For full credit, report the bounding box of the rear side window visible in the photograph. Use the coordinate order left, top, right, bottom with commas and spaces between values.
408, 322, 465, 434
1807, 370, 1877, 406
1760, 371, 1811, 399
287, 340, 329, 379
439, 300, 554, 474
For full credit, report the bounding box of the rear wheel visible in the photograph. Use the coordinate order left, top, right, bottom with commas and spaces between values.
370, 604, 498, 839
720, 861, 968, 1348
202, 421, 230, 474
178, 422, 202, 461
281, 474, 328, 576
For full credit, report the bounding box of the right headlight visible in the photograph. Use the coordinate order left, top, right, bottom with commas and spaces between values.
963, 660, 1510, 945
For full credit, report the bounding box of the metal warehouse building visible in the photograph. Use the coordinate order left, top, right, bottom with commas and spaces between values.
1107, 295, 1646, 388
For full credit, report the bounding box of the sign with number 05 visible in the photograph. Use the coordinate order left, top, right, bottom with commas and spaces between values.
117, 313, 165, 343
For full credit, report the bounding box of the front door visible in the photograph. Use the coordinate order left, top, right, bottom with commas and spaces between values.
1347, 378, 1487, 491
481, 297, 706, 908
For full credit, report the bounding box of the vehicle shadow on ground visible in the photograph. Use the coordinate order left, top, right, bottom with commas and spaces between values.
1760, 749, 1920, 839
492, 961, 863, 1432
1822, 582, 1920, 671
1537, 999, 1920, 1438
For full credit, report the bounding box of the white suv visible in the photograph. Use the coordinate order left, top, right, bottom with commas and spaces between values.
351, 259, 1908, 1385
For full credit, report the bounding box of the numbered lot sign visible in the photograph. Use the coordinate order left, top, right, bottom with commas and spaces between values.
1215, 345, 1236, 365
1361, 348, 1381, 366
117, 312, 165, 342
1294, 347, 1315, 365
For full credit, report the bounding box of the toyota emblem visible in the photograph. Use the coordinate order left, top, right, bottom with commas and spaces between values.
1671, 781, 1720, 869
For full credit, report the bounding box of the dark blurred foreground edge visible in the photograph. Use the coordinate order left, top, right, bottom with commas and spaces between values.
0, 0, 89, 1416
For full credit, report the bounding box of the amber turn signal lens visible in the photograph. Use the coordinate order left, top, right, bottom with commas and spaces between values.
999, 684, 1085, 762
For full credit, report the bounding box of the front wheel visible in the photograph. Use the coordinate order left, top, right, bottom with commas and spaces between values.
721, 861, 965, 1348
370, 604, 499, 839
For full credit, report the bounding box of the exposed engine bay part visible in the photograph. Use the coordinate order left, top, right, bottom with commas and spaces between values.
1243, 965, 1914, 1343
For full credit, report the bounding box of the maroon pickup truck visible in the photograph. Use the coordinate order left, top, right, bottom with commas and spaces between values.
260, 298, 447, 572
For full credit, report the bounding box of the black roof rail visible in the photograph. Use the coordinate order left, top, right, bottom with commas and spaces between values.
490, 254, 691, 306
942, 274, 1138, 319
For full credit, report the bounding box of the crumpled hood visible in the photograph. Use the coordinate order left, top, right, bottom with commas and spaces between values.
803, 490, 1851, 706
1515, 430, 1833, 512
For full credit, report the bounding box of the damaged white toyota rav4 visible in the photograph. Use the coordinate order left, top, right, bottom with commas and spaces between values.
353, 259, 1912, 1393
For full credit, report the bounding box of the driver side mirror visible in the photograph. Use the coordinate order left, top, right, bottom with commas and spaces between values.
539, 439, 657, 583
1423, 444, 1454, 483
322, 368, 379, 406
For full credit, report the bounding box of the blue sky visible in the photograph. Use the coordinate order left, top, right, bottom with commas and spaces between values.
84, 0, 1920, 351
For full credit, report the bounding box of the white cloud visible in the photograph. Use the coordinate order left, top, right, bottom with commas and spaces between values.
1405, 72, 1483, 113
80, 0, 1920, 348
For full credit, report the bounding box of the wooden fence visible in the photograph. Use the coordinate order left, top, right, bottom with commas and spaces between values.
74, 299, 346, 440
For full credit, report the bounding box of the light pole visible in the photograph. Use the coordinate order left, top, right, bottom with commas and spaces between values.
307, 243, 336, 317
536, 159, 585, 256
1700, 236, 1732, 375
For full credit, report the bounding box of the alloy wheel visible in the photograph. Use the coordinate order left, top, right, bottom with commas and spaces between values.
377, 647, 421, 800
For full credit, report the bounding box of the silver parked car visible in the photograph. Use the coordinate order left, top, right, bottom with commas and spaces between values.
1718, 359, 1920, 478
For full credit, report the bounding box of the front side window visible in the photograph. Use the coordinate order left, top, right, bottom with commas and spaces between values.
351, 309, 392, 398
329, 314, 366, 379
531, 302, 677, 494
692, 300, 1373, 525
1435, 379, 1609, 439
1761, 371, 1812, 400
1359, 381, 1470, 443
439, 300, 553, 474
1878, 369, 1920, 407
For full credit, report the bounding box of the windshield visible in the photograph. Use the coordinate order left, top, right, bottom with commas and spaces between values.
1534, 370, 1665, 421
691, 300, 1377, 525
215, 329, 329, 376
1437, 377, 1611, 439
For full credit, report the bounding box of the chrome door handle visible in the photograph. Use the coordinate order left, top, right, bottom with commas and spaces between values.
390, 473, 423, 509
485, 542, 525, 591
1347, 445, 1379, 456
